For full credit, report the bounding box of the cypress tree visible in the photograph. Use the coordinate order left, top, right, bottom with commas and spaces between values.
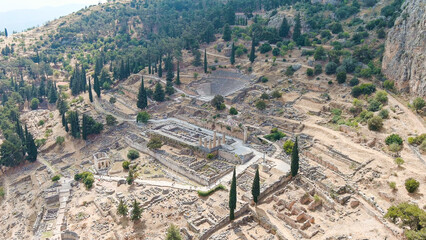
204, 49, 208, 73
249, 37, 256, 63
229, 168, 237, 221
252, 167, 260, 204
175, 62, 181, 85
48, 82, 58, 103
25, 125, 37, 163
4, 28, 8, 37
230, 42, 235, 65
153, 82, 165, 102
39, 77, 46, 98
291, 137, 299, 177
137, 77, 148, 109
93, 75, 101, 97
82, 114, 88, 140
69, 111, 80, 138
88, 77, 93, 103
130, 199, 142, 221
61, 113, 67, 127
166, 80, 174, 96
279, 16, 290, 38
56, 94, 68, 115
223, 23, 232, 41
158, 56, 163, 78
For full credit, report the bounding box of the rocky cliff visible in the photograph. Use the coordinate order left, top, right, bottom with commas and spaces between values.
382, 0, 426, 97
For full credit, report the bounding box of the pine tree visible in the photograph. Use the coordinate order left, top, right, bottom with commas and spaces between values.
153, 82, 165, 102
229, 168, 237, 221
204, 49, 208, 73
137, 77, 147, 109
130, 199, 142, 221
88, 77, 93, 103
117, 199, 128, 217
94, 75, 101, 97
230, 42, 235, 65
223, 23, 232, 41
293, 13, 302, 44
249, 37, 256, 63
165, 224, 182, 240
291, 137, 299, 177
252, 167, 260, 204
279, 16, 290, 38
158, 56, 163, 78
175, 62, 181, 85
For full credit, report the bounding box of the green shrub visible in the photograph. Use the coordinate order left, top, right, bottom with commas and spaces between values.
197, 184, 226, 197
306, 68, 314, 76
388, 181, 396, 190
265, 128, 286, 141
378, 109, 389, 119
206, 153, 216, 159
122, 161, 130, 170
259, 43, 272, 53
127, 150, 140, 160
385, 134, 403, 146
147, 136, 163, 150
136, 111, 150, 123
412, 97, 425, 112
383, 80, 394, 91
74, 172, 94, 189
38, 120, 45, 126
31, 98, 40, 110
336, 71, 346, 83
271, 90, 282, 98
52, 175, 61, 182
56, 136, 65, 145
367, 116, 383, 131
368, 99, 382, 112
375, 90, 388, 104
385, 202, 426, 239
405, 178, 419, 193
325, 62, 338, 75
388, 143, 402, 152
349, 77, 359, 86
229, 107, 238, 115
407, 134, 426, 145
394, 157, 404, 167
106, 114, 117, 126
0, 187, 4, 198
285, 66, 295, 76
256, 100, 266, 110
283, 140, 294, 155
109, 97, 117, 104
260, 76, 269, 83
314, 64, 322, 75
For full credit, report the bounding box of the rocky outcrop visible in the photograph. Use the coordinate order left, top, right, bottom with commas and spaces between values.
382, 0, 426, 97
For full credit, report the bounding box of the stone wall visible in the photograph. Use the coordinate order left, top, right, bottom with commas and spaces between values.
198, 203, 250, 240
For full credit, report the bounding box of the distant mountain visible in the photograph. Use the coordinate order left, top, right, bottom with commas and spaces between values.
0, 4, 89, 33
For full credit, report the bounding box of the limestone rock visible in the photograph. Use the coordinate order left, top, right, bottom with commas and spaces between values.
382, 0, 426, 96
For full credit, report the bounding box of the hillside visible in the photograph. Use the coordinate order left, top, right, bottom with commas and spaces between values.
0, 0, 425, 239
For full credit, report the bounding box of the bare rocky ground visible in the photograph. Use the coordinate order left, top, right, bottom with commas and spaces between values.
0, 6, 425, 240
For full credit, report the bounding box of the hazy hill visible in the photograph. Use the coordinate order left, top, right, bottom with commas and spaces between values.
0, 4, 88, 33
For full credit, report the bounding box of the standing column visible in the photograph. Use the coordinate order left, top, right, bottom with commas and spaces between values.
243, 126, 248, 144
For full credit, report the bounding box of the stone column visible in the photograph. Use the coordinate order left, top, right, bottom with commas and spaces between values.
222, 132, 226, 144
204, 138, 208, 148
199, 137, 202, 146
218, 138, 221, 146
213, 131, 217, 148
209, 139, 212, 149
243, 126, 248, 144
